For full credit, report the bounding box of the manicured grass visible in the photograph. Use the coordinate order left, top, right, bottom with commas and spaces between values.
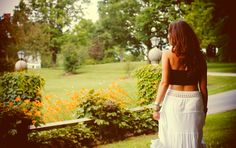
208, 76, 236, 95
98, 109, 236, 148
98, 134, 157, 148
207, 62, 236, 73
204, 110, 236, 147
30, 62, 145, 101
30, 62, 236, 100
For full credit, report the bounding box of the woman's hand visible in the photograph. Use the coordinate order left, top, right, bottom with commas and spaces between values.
153, 111, 160, 120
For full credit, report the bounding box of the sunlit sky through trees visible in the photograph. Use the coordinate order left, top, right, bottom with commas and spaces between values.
0, 0, 99, 22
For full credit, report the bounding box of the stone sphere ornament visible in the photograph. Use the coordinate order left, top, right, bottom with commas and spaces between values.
15, 60, 27, 71
148, 47, 162, 64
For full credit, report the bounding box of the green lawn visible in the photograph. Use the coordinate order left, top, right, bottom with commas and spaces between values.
30, 62, 145, 101
207, 62, 236, 73
98, 109, 236, 148
30, 62, 236, 100
208, 76, 236, 94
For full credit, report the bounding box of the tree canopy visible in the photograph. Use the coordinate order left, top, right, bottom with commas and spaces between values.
1, 0, 234, 70
27, 0, 89, 66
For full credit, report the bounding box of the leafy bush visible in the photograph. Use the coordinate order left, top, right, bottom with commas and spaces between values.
28, 123, 95, 148
75, 85, 158, 143
0, 72, 45, 147
62, 43, 80, 73
63, 51, 79, 73
26, 84, 158, 147
0, 72, 45, 103
0, 72, 45, 126
76, 88, 130, 142
134, 64, 162, 105
84, 58, 98, 65
0, 103, 32, 147
125, 108, 158, 135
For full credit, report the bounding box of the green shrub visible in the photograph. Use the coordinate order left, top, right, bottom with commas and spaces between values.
62, 43, 80, 73
28, 108, 157, 147
75, 87, 158, 143
0, 72, 45, 127
0, 72, 45, 103
84, 58, 98, 65
76, 89, 129, 142
125, 108, 158, 135
0, 103, 32, 147
0, 72, 45, 147
134, 64, 162, 105
63, 50, 79, 73
28, 123, 95, 148
27, 85, 158, 147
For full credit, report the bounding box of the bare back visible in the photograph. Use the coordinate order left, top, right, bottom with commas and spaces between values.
166, 50, 199, 91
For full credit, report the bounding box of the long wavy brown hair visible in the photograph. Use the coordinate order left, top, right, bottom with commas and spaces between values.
168, 20, 206, 76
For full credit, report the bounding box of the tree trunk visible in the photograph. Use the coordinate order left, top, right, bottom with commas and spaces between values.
119, 48, 124, 62
51, 49, 57, 67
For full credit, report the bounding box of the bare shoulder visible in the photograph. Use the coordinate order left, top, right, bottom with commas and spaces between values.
162, 49, 172, 58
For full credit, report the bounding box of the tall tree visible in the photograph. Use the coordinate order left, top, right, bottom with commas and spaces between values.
0, 0, 31, 72
97, 0, 141, 61
0, 0, 32, 60
0, 13, 17, 73
28, 0, 89, 66
180, 0, 223, 50
88, 38, 104, 60
7, 0, 50, 61
62, 19, 96, 65
212, 0, 236, 61
134, 0, 180, 60
71, 18, 95, 47
0, 14, 15, 60
21, 23, 50, 59
179, 0, 235, 62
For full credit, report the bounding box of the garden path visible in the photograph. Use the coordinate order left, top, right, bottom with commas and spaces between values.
208, 89, 236, 115
207, 72, 236, 77
207, 72, 236, 114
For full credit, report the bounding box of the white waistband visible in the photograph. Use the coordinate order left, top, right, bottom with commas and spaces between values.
166, 89, 201, 98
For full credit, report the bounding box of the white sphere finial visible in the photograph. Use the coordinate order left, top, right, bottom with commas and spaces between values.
148, 47, 162, 65
15, 60, 27, 71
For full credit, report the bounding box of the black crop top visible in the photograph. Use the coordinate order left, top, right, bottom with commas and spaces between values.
169, 69, 199, 85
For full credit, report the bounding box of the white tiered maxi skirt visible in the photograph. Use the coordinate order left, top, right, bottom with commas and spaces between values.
151, 89, 206, 148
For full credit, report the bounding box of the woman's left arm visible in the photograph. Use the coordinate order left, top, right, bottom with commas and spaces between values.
153, 51, 170, 120
154, 51, 170, 105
